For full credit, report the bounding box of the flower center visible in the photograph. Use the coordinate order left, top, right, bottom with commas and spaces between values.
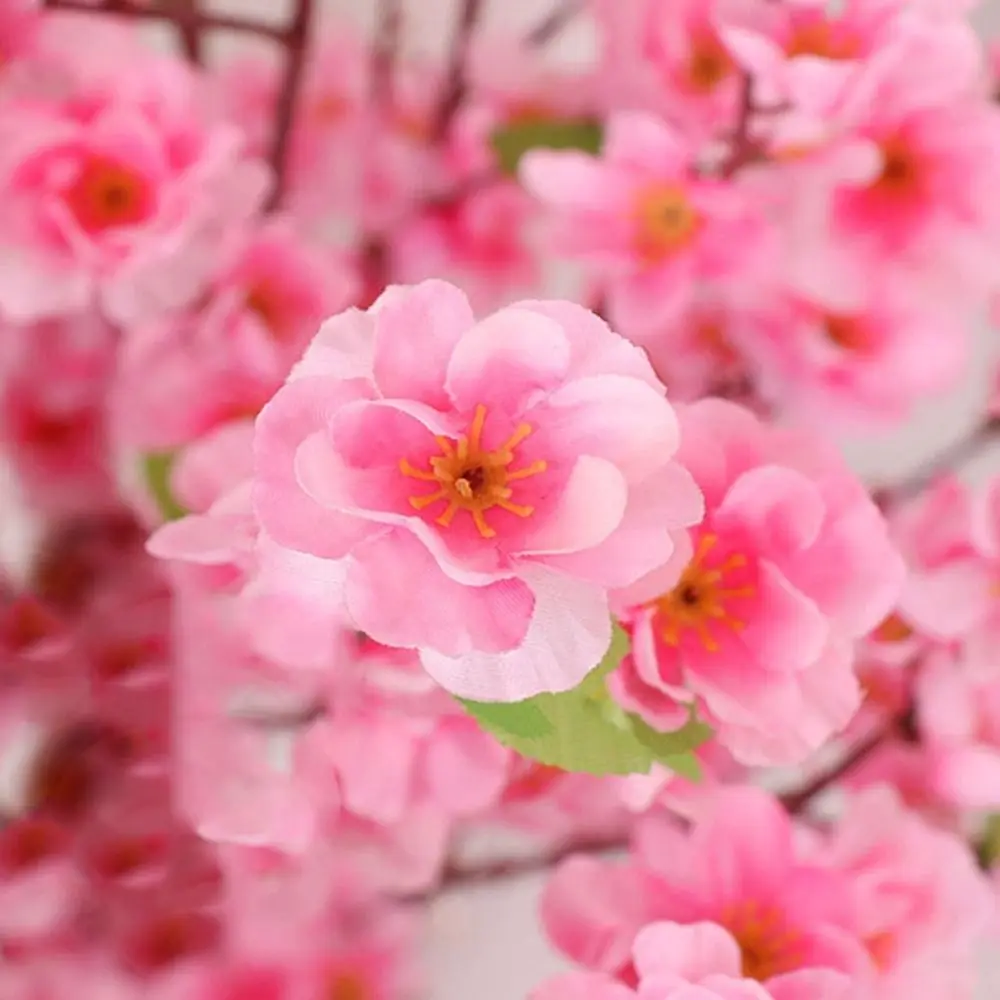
245, 282, 290, 340
400, 404, 548, 539
822, 313, 871, 352
871, 612, 912, 643
64, 155, 154, 234
651, 533, 754, 652
871, 136, 921, 199
686, 34, 734, 92
632, 184, 700, 265
326, 970, 370, 1000
721, 900, 803, 982
785, 19, 860, 60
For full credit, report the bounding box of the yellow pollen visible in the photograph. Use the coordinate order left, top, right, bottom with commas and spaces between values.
400, 404, 548, 539
632, 183, 701, 265
720, 900, 804, 982
651, 533, 755, 652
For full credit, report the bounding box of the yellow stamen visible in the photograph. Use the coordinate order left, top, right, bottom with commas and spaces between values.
400, 405, 548, 538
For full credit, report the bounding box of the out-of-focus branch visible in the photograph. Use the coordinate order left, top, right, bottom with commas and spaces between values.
525, 0, 583, 47
372, 0, 403, 110
431, 0, 485, 143
720, 73, 759, 178
264, 0, 315, 212
171, 0, 203, 65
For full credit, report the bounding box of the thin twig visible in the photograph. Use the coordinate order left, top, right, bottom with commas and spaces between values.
171, 0, 203, 66
525, 0, 583, 48
720, 73, 759, 178
879, 417, 1000, 502
41, 0, 286, 39
372, 0, 403, 110
431, 0, 484, 143
265, 0, 316, 212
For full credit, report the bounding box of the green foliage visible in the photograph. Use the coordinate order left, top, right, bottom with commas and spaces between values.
491, 117, 604, 176
460, 622, 711, 777
142, 452, 188, 522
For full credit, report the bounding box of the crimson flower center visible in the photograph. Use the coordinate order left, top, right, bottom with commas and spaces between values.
326, 971, 370, 1000
822, 313, 871, 353
400, 403, 548, 539
685, 34, 734, 92
651, 533, 754, 652
632, 184, 701, 265
64, 155, 154, 234
871, 136, 921, 200
785, 20, 860, 60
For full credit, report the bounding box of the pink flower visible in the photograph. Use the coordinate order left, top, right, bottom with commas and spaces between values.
543, 788, 872, 991
521, 112, 772, 336
609, 398, 904, 766
822, 785, 993, 1000
113, 219, 357, 452
0, 60, 269, 326
736, 274, 967, 427
252, 279, 703, 701
778, 16, 1000, 306
590, 0, 745, 138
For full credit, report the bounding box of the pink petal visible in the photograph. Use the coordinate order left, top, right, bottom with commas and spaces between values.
290, 307, 375, 382
372, 279, 474, 409
445, 306, 572, 415
253, 377, 375, 559
608, 655, 690, 732
146, 513, 256, 565
344, 527, 533, 657
521, 455, 628, 557
767, 970, 853, 1000
511, 300, 663, 388
170, 419, 255, 514
421, 716, 509, 816
737, 562, 828, 674
632, 921, 743, 983
419, 566, 612, 701
542, 375, 681, 482
899, 559, 995, 639
713, 466, 825, 565
930, 746, 1000, 809
602, 112, 689, 176
520, 151, 635, 214
541, 855, 653, 975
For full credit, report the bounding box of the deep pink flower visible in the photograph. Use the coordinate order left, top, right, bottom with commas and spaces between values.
0, 59, 269, 325
521, 112, 773, 337
609, 399, 904, 766
543, 788, 872, 991
253, 280, 703, 701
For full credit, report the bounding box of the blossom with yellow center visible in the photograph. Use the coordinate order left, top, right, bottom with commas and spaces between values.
651, 533, 755, 652
400, 404, 548, 539
632, 183, 701, 265
720, 899, 804, 982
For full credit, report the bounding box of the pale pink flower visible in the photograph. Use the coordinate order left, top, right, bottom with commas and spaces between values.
0, 60, 269, 325
822, 785, 993, 1000
390, 179, 539, 313
590, 0, 745, 139
521, 112, 772, 337
113, 219, 357, 452
253, 280, 703, 701
609, 398, 904, 766
542, 787, 872, 990
737, 275, 967, 427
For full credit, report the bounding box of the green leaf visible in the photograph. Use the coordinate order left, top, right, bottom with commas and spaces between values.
491, 117, 604, 176
457, 698, 553, 740
142, 452, 188, 522
657, 752, 703, 782
629, 714, 714, 759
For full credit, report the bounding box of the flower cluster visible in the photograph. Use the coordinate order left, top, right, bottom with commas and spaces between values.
1, 0, 1000, 998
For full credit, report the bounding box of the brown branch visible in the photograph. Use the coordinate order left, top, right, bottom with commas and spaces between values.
720, 73, 759, 178
171, 0, 203, 65
879, 416, 1000, 503
41, 0, 286, 39
431, 0, 484, 143
525, 0, 583, 48
372, 0, 403, 110
264, 0, 316, 213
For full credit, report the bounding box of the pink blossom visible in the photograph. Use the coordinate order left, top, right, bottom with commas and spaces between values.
736, 274, 967, 427
252, 280, 703, 701
113, 219, 357, 452
521, 112, 772, 337
0, 56, 269, 326
590, 0, 745, 139
609, 398, 904, 766
822, 785, 993, 1000
777, 16, 1000, 306
543, 788, 872, 991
